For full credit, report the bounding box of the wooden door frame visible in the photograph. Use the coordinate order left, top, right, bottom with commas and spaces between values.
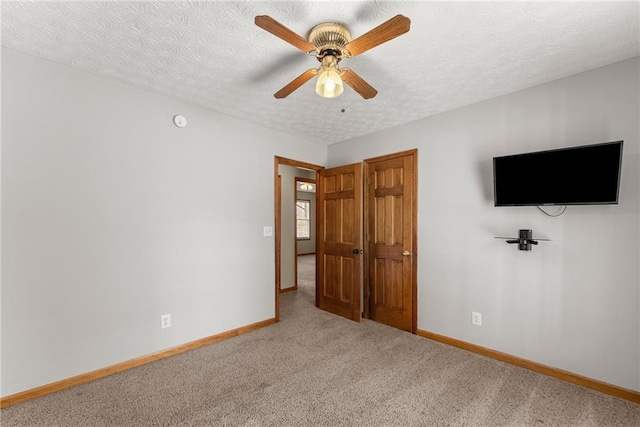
363, 149, 418, 333
274, 156, 323, 321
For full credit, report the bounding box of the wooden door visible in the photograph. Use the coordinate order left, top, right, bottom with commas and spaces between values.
365, 150, 417, 332
316, 163, 363, 322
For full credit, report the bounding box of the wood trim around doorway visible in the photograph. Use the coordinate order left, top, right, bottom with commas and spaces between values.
274, 156, 323, 321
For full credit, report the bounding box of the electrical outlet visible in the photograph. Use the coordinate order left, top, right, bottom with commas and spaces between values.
161, 314, 171, 329
263, 226, 273, 237
472, 311, 482, 326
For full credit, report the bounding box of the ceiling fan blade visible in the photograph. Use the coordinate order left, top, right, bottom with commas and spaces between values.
274, 68, 319, 98
340, 69, 378, 99
344, 15, 410, 57
255, 15, 317, 54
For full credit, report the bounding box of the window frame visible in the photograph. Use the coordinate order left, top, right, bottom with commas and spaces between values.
296, 198, 311, 241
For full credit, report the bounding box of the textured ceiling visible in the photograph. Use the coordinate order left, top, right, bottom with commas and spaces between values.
2, 1, 639, 145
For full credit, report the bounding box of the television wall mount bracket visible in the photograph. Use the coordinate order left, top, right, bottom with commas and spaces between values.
495, 229, 551, 251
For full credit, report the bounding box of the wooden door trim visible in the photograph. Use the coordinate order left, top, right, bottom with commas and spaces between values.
363, 149, 418, 333
276, 156, 322, 170
274, 157, 323, 321
295, 177, 316, 185
274, 168, 281, 319
363, 149, 418, 164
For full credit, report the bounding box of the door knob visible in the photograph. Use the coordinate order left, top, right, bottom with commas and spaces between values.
402, 250, 411, 256
352, 249, 363, 254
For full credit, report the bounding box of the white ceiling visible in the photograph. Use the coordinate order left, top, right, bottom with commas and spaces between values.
2, 1, 639, 145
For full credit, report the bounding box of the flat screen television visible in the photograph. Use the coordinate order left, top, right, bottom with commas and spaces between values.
493, 141, 623, 206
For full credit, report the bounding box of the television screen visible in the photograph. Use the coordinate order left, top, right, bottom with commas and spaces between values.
493, 141, 623, 206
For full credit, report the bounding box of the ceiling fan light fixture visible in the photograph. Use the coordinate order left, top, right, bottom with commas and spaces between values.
316, 54, 344, 98
315, 69, 344, 98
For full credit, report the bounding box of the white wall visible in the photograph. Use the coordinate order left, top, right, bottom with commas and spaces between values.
328, 57, 640, 392
2, 46, 638, 398
0, 48, 326, 397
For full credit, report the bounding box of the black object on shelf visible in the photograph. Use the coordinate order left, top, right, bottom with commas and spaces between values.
495, 229, 550, 251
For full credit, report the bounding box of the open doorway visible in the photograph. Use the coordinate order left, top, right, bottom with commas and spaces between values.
295, 177, 316, 299
273, 151, 417, 332
274, 156, 323, 321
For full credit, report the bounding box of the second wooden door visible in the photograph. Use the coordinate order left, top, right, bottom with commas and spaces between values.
365, 150, 417, 332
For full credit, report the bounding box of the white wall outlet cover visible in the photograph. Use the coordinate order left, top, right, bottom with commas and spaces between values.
172, 115, 187, 128
263, 226, 273, 237
472, 311, 482, 326
161, 314, 171, 329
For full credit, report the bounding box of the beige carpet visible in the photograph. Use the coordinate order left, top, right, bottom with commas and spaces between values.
2, 254, 639, 426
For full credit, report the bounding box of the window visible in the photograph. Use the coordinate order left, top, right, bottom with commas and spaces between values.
296, 199, 310, 240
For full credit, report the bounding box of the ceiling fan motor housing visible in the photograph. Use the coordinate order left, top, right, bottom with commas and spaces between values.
308, 22, 352, 60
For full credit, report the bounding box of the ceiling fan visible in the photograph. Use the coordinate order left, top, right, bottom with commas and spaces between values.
255, 14, 410, 99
